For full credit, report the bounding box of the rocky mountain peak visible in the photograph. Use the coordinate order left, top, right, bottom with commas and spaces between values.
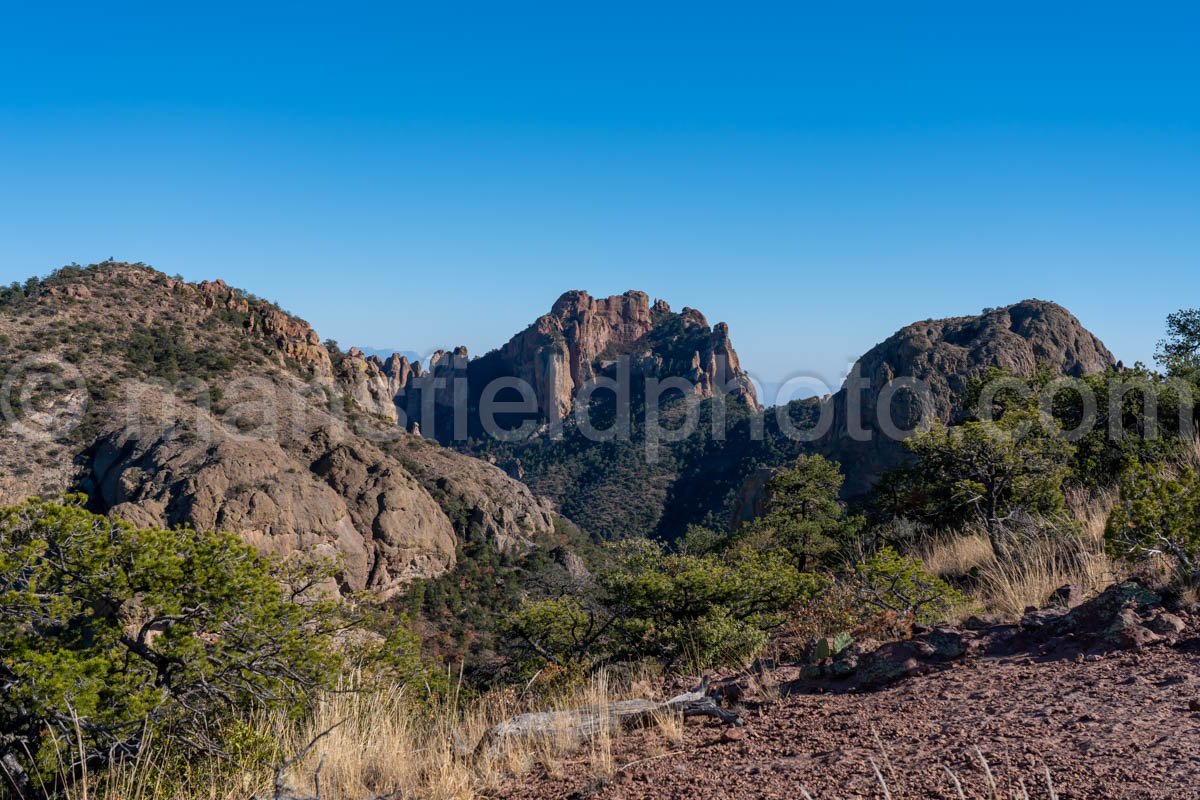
824, 298, 1116, 492
357, 290, 760, 439
488, 289, 757, 423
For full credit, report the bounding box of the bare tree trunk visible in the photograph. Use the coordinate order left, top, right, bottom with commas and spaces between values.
1, 752, 35, 800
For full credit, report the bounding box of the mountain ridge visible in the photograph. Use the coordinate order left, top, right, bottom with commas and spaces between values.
0, 261, 557, 598
0, 262, 1121, 570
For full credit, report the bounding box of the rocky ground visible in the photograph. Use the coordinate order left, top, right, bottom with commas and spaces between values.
496, 584, 1200, 799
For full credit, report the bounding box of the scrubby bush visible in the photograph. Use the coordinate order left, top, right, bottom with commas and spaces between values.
1157, 308, 1200, 380
962, 365, 1193, 490
0, 281, 26, 308
506, 539, 821, 672
1106, 462, 1200, 587
0, 498, 349, 797
852, 546, 968, 625
126, 324, 235, 381
883, 409, 1073, 557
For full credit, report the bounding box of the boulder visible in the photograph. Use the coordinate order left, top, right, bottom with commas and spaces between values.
1146, 611, 1187, 638
1057, 581, 1162, 639
856, 641, 924, 686
964, 613, 1004, 630
1103, 608, 1164, 650
1048, 583, 1085, 609
926, 627, 971, 660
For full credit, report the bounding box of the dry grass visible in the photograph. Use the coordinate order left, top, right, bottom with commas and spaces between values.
973, 532, 1115, 618
272, 670, 637, 800
919, 533, 995, 579
68, 668, 675, 800
1064, 485, 1116, 544
921, 490, 1120, 620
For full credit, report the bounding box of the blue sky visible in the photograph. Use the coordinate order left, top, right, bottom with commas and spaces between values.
1, 1, 1197, 397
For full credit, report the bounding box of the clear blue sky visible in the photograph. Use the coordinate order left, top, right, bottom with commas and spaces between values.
2, 1, 1197, 396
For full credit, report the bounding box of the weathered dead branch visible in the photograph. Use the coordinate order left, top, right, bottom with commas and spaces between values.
472, 683, 742, 758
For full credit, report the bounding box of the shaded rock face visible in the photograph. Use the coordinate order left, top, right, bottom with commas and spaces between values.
822, 299, 1116, 494
729, 465, 776, 528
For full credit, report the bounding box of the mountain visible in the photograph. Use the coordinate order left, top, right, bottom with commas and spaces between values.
470, 289, 758, 424
821, 298, 1117, 493
388, 290, 764, 540
294, 289, 765, 541
0, 265, 1120, 565
448, 297, 1117, 540
330, 290, 759, 442
729, 300, 1119, 523
0, 262, 555, 598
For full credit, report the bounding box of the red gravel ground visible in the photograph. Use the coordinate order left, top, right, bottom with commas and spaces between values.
496, 638, 1200, 799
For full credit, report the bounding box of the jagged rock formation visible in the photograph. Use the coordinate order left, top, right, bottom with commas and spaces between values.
0, 262, 558, 596
194, 278, 334, 377
353, 290, 758, 441
822, 299, 1115, 493
478, 290, 757, 424
334, 347, 416, 423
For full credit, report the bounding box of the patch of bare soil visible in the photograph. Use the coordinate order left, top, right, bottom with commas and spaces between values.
496, 605, 1200, 799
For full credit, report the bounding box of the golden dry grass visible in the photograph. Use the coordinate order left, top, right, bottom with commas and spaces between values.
919, 533, 995, 580
66, 668, 673, 800
973, 533, 1115, 618
920, 489, 1120, 619
271, 670, 639, 800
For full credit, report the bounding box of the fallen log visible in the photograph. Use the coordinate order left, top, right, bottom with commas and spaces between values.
472, 683, 742, 758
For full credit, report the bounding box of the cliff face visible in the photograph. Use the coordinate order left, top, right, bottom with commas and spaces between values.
366, 290, 758, 437
823, 299, 1117, 493
81, 384, 458, 599
0, 262, 557, 596
498, 290, 657, 422
345, 287, 758, 441
504, 290, 758, 421
334, 348, 420, 423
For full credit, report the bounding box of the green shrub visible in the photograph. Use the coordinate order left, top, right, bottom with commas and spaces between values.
885, 410, 1073, 556
1157, 308, 1200, 379
126, 324, 235, 382
0, 498, 347, 796
852, 546, 968, 625
506, 539, 822, 672
1106, 461, 1200, 587
737, 455, 865, 570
